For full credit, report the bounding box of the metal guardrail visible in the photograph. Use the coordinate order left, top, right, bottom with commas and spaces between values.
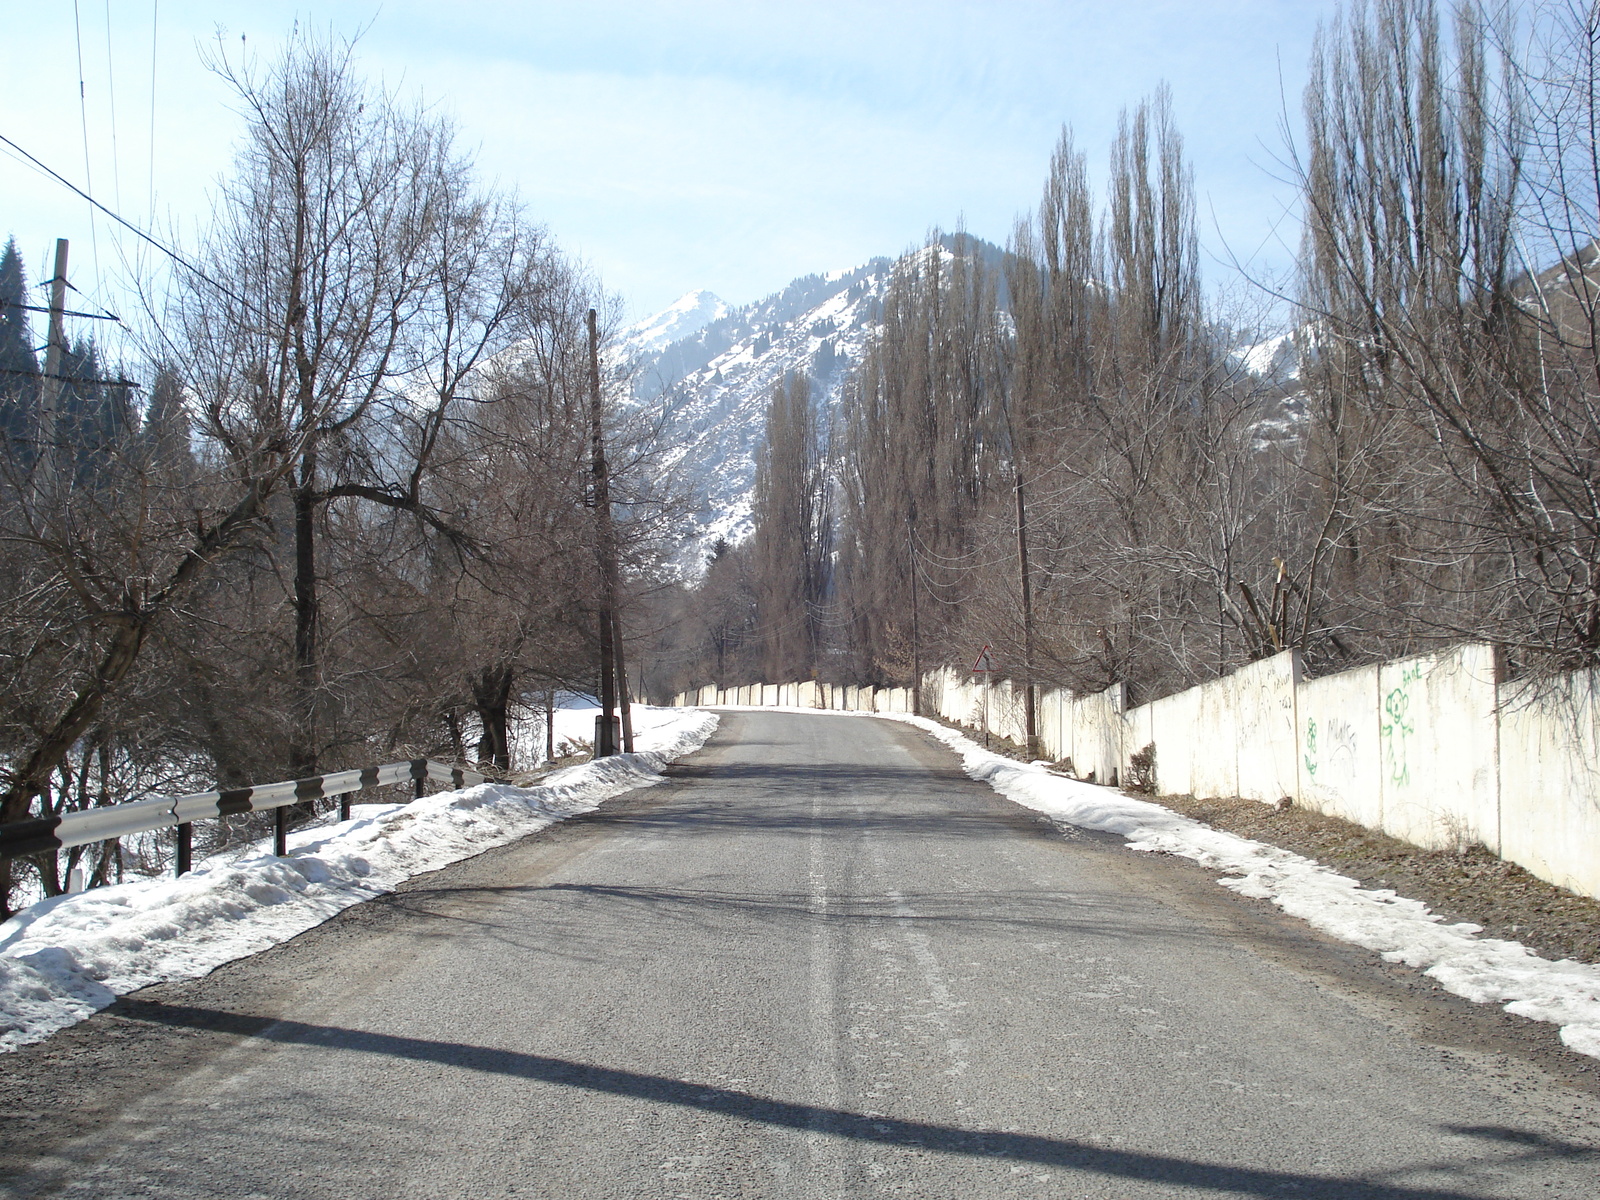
0, 758, 486, 873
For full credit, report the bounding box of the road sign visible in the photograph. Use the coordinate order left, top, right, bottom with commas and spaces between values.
971, 644, 995, 673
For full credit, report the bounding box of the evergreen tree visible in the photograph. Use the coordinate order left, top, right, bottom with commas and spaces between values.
140, 363, 194, 480
55, 337, 132, 483
0, 237, 39, 462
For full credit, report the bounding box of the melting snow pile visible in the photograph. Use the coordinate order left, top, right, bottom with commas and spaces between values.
0, 707, 718, 1052
887, 713, 1600, 1062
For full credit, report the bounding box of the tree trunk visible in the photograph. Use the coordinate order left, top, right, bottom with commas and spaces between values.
289, 449, 320, 780
472, 665, 514, 771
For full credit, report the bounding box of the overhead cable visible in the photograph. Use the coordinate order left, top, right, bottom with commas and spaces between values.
0, 130, 255, 314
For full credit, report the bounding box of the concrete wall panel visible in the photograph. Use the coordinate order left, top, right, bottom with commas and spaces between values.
1233, 651, 1301, 803
1071, 685, 1126, 784
1378, 644, 1499, 852
1190, 676, 1239, 798
1037, 689, 1066, 762
1297, 664, 1383, 828
1137, 687, 1198, 796
1500, 671, 1600, 898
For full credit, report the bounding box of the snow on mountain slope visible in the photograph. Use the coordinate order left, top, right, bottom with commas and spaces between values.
619, 289, 729, 358
1234, 331, 1301, 382
625, 258, 898, 570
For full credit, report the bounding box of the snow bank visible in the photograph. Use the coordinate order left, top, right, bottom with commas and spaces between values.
885, 713, 1600, 1061
0, 708, 718, 1052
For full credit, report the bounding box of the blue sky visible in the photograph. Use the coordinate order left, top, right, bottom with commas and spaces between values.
2, 1, 1334, 337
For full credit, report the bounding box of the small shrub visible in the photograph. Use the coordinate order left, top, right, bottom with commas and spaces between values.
1128, 742, 1157, 793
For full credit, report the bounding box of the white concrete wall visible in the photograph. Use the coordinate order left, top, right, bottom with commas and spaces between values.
1296, 664, 1383, 829
1191, 676, 1240, 798
1132, 675, 1237, 798
1232, 651, 1301, 803
1378, 644, 1499, 852
1138, 687, 1199, 795
685, 656, 1600, 900
1499, 671, 1600, 899
1123, 697, 1152, 787
1070, 684, 1125, 784
1036, 688, 1060, 761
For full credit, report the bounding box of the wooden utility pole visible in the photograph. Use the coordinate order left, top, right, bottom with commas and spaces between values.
614, 609, 635, 753
545, 684, 556, 764
1016, 467, 1038, 758
37, 238, 69, 472
587, 309, 619, 757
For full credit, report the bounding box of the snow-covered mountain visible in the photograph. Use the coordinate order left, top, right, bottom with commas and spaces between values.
624, 259, 899, 570
1232, 331, 1301, 384
618, 289, 729, 357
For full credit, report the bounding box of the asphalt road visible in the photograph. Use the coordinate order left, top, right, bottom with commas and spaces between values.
2, 709, 1598, 1198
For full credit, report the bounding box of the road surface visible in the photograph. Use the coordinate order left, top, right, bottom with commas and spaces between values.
2, 709, 1597, 1197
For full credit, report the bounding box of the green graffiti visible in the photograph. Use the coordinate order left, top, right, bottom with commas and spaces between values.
1303, 717, 1318, 777
1381, 664, 1422, 788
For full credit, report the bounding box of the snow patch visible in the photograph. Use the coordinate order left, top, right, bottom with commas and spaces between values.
1234, 331, 1301, 380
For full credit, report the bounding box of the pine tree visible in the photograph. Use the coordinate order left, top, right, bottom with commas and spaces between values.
140, 363, 194, 480
55, 337, 133, 483
0, 237, 39, 463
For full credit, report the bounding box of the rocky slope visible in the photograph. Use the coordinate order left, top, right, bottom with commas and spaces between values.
618, 258, 899, 569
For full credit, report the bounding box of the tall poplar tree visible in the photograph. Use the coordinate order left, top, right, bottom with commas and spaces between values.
751, 372, 828, 682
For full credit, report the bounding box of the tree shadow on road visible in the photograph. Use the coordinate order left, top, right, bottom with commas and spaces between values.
94, 998, 1597, 1199
375, 879, 1204, 960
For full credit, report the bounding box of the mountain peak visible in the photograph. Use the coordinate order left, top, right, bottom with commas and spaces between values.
621, 290, 730, 356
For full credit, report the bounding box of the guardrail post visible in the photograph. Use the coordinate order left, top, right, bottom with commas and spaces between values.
339, 793, 351, 822
274, 805, 288, 857
175, 822, 192, 877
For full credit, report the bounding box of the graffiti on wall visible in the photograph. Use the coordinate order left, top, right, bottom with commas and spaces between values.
1303, 715, 1359, 784
1381, 664, 1423, 789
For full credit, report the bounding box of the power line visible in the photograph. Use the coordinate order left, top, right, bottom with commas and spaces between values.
0, 366, 141, 389
72, 0, 102, 286
103, 0, 123, 213
0, 130, 254, 314
0, 299, 120, 322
